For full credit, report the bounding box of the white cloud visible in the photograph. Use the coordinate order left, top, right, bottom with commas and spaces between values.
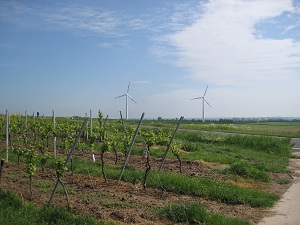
0, 2, 130, 37
97, 40, 129, 49
154, 0, 300, 86
42, 5, 122, 36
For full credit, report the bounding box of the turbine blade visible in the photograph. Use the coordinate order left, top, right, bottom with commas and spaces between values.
204, 99, 212, 107
115, 94, 126, 99
203, 86, 208, 97
127, 81, 131, 93
191, 97, 202, 100
127, 94, 137, 104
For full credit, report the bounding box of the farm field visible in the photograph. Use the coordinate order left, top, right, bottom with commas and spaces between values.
141, 120, 300, 138
0, 114, 299, 224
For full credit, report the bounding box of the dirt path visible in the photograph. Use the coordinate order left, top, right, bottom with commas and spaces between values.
257, 153, 300, 225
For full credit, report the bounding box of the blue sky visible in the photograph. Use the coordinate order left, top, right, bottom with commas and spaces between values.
1, 0, 300, 119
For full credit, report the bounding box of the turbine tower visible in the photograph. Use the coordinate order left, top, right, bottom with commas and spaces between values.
115, 81, 137, 120
191, 86, 212, 122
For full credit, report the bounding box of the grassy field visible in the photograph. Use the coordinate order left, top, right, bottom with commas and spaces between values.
141, 120, 300, 138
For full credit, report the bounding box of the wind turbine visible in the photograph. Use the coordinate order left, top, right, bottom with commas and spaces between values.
191, 86, 212, 122
115, 81, 137, 120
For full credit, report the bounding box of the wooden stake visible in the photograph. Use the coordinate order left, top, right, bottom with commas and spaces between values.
0, 159, 4, 185
48, 118, 88, 205
159, 116, 184, 172
117, 112, 145, 184
143, 144, 151, 189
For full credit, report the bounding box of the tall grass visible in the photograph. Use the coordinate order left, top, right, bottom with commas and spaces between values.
223, 135, 291, 155
176, 131, 291, 173
177, 131, 291, 155
0, 189, 115, 225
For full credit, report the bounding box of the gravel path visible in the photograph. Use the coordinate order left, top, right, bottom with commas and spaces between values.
257, 137, 300, 225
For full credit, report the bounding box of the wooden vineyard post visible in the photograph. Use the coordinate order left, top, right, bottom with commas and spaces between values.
117, 112, 145, 184
119, 111, 125, 128
104, 115, 109, 127
0, 159, 4, 185
90, 109, 92, 135
85, 113, 88, 141
158, 116, 184, 172
6, 110, 9, 162
101, 114, 109, 142
48, 117, 88, 206
25, 110, 28, 146
143, 144, 151, 189
53, 110, 56, 159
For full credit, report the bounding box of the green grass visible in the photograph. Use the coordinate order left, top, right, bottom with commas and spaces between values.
223, 135, 291, 155
177, 131, 291, 155
157, 201, 250, 225
34, 180, 53, 193
178, 121, 300, 138
176, 131, 291, 173
0, 188, 116, 225
139, 120, 300, 137
132, 132, 291, 175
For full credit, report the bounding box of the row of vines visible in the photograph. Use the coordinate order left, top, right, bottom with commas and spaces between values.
0, 111, 184, 205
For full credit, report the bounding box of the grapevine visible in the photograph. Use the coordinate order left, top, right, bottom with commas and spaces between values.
54, 157, 70, 208
170, 141, 183, 173
24, 146, 38, 200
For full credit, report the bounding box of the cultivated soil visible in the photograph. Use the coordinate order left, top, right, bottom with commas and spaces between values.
0, 146, 298, 225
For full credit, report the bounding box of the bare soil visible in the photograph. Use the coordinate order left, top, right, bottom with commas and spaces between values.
0, 147, 297, 225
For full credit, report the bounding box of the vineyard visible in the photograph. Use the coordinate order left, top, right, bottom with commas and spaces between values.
0, 112, 296, 225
